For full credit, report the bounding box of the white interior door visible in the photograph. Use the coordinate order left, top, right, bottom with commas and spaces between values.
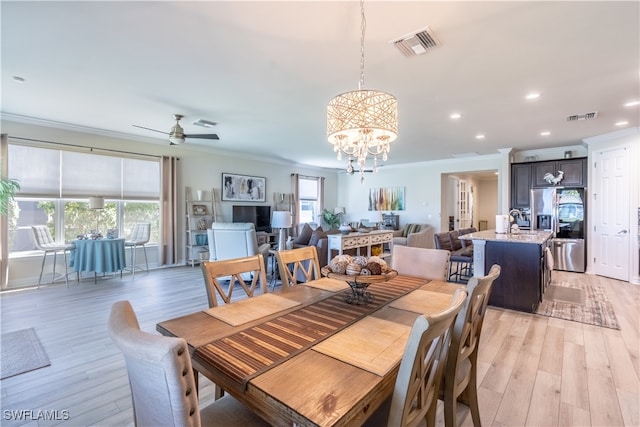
458, 180, 471, 228
593, 147, 630, 281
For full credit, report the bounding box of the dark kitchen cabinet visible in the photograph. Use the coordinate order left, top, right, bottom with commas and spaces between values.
532, 158, 586, 187
511, 163, 532, 208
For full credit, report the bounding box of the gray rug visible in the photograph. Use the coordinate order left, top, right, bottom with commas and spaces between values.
1, 328, 51, 380
536, 280, 620, 330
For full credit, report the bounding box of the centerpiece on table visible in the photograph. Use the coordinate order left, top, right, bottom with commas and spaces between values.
321, 255, 397, 305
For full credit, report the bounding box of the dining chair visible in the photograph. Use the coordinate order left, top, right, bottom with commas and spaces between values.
108, 300, 269, 427
31, 225, 75, 288
200, 254, 268, 308
441, 264, 501, 427
124, 223, 151, 278
366, 289, 467, 427
274, 246, 321, 287
391, 245, 451, 281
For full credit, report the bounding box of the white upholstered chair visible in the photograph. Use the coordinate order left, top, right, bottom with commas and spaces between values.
107, 300, 269, 427
124, 223, 150, 278
31, 225, 74, 288
206, 223, 270, 270
391, 245, 451, 281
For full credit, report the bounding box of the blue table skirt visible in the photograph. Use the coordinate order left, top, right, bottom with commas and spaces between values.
69, 238, 126, 273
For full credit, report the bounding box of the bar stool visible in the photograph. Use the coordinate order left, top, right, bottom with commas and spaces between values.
124, 223, 150, 277
31, 225, 74, 288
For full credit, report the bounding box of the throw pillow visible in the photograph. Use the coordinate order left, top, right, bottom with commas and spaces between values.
294, 223, 313, 245
308, 229, 327, 247
402, 224, 422, 238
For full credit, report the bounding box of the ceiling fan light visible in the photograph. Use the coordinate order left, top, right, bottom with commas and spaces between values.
169, 136, 185, 144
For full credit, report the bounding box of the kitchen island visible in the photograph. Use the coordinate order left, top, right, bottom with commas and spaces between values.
460, 229, 553, 312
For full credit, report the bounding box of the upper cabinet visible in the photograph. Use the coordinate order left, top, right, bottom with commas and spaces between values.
511, 163, 532, 208
532, 158, 587, 188
511, 157, 588, 209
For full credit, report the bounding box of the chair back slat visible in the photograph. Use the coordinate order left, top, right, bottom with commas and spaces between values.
275, 246, 321, 287
388, 289, 467, 427
201, 254, 268, 307
442, 264, 501, 427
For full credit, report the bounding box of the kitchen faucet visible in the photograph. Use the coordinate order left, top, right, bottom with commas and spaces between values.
508, 209, 522, 233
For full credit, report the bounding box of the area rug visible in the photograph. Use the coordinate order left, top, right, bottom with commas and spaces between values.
536, 280, 620, 330
1, 328, 51, 380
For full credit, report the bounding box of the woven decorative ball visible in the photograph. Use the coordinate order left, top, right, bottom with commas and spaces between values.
353, 256, 368, 267
330, 260, 348, 274
345, 263, 362, 276
360, 268, 372, 276
333, 254, 353, 264
365, 262, 382, 275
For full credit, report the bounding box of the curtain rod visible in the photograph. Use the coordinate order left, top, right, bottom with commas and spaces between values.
8, 136, 166, 160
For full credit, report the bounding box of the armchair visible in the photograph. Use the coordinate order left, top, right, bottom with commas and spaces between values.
206, 223, 270, 269
392, 223, 434, 249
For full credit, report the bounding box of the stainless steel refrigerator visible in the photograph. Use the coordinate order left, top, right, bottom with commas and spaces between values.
531, 187, 586, 272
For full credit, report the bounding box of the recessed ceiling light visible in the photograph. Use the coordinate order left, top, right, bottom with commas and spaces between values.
449, 113, 462, 120
475, 134, 485, 140
624, 100, 640, 107
525, 92, 540, 100
615, 121, 629, 126
540, 131, 551, 136
12, 76, 25, 83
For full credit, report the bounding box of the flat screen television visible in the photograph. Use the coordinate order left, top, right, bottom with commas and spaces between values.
232, 205, 272, 232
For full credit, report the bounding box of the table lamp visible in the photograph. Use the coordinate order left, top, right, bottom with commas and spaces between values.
89, 196, 105, 234
369, 211, 383, 229
272, 211, 292, 251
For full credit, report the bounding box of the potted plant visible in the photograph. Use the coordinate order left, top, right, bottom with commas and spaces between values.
0, 178, 20, 216
321, 209, 341, 230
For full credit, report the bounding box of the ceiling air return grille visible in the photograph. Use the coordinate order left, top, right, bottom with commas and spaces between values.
391, 26, 440, 57
566, 111, 598, 122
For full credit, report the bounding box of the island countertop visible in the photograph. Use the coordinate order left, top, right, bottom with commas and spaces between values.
459, 229, 553, 245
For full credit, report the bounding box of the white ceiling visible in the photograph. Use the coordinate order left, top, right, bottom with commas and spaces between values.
2, 1, 639, 171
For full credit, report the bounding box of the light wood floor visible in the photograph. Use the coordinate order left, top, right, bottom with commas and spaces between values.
0, 267, 638, 427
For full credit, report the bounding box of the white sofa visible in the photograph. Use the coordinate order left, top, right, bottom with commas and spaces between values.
207, 223, 270, 267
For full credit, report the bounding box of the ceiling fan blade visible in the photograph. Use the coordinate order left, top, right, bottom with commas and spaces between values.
132, 124, 169, 135
184, 133, 220, 140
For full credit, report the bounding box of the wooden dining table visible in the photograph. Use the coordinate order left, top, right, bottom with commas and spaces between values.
157, 275, 464, 427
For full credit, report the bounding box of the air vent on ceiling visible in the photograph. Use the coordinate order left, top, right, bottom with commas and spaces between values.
566, 111, 598, 122
390, 26, 440, 57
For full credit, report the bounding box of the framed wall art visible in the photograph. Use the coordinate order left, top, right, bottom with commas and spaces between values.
222, 173, 266, 202
192, 204, 208, 215
368, 186, 405, 211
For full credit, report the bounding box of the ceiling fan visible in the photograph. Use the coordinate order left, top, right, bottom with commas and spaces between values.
133, 114, 219, 145
343, 158, 381, 175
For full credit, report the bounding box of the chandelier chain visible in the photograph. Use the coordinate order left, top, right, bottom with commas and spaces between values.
359, 0, 366, 90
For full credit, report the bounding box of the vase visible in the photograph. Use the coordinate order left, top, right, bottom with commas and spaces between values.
339, 224, 351, 235
196, 190, 203, 201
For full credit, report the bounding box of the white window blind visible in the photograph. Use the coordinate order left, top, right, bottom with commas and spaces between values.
123, 158, 160, 200
299, 177, 319, 200
61, 151, 121, 198
8, 144, 160, 199
8, 145, 61, 197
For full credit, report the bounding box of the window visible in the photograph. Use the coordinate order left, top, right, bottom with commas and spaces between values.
7, 144, 160, 255
297, 176, 322, 225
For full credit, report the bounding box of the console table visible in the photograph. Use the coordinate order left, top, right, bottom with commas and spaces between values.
327, 230, 393, 262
